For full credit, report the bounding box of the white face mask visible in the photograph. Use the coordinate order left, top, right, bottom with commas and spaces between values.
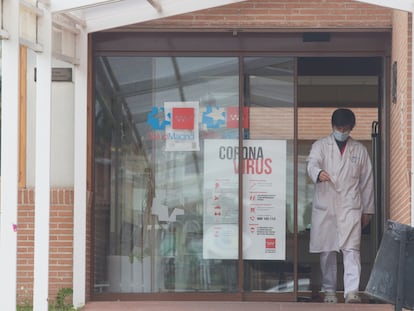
333, 130, 350, 142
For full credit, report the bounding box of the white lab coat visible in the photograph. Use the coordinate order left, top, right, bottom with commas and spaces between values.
307, 134, 374, 253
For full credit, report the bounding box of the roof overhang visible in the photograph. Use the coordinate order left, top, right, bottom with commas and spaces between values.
50, 0, 414, 36
3, 0, 408, 68
51, 0, 248, 33
353, 0, 414, 12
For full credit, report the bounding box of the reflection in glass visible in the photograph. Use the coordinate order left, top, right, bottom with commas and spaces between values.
93, 56, 240, 293
243, 57, 295, 293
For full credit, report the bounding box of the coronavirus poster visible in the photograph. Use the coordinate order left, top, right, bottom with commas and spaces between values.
203, 139, 286, 260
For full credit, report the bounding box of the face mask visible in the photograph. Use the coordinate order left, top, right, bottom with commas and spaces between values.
333, 130, 349, 142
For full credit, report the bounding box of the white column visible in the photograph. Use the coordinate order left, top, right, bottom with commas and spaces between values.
0, 1, 20, 310
73, 26, 88, 309
33, 3, 52, 311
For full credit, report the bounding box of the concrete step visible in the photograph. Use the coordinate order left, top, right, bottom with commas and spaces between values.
81, 301, 394, 311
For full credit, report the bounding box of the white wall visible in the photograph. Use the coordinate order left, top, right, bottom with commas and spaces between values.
26, 49, 75, 187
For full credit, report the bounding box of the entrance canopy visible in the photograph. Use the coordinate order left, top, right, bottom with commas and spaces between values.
50, 0, 414, 64
354, 0, 413, 11
52, 0, 413, 25
51, 0, 414, 34
51, 0, 248, 33
51, 0, 413, 34
1, 0, 411, 65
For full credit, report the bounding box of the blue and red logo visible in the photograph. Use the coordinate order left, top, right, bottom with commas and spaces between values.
172, 107, 194, 130
147, 105, 249, 130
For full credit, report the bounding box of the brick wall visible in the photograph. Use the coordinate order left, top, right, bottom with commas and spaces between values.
298, 107, 377, 140
250, 107, 377, 140
130, 0, 392, 29
17, 189, 35, 306
390, 11, 411, 225
17, 188, 74, 306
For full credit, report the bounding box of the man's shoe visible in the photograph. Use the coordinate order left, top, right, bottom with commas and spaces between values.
324, 291, 338, 303
345, 291, 361, 303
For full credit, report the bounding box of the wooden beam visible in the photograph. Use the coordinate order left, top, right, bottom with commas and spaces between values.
19, 46, 27, 188
147, 0, 162, 13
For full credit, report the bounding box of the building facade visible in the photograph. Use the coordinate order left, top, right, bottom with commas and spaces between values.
0, 0, 412, 309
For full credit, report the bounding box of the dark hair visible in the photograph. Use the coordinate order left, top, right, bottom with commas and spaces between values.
331, 108, 356, 129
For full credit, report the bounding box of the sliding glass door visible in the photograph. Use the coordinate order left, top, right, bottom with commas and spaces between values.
242, 57, 295, 294
93, 55, 295, 296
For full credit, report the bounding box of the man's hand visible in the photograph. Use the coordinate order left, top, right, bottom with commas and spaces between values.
362, 214, 372, 228
318, 170, 331, 182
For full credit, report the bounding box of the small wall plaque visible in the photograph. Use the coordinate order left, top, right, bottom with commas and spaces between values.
52, 67, 72, 82
34, 67, 73, 82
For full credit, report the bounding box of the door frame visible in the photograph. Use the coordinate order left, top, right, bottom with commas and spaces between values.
89, 30, 390, 302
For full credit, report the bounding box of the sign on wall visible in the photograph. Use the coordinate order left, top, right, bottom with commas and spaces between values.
203, 139, 286, 260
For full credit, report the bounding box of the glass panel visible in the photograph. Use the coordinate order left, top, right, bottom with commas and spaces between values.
93, 56, 239, 293
242, 57, 295, 292
298, 76, 379, 107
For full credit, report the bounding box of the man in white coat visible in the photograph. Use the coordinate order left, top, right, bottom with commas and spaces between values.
307, 108, 374, 304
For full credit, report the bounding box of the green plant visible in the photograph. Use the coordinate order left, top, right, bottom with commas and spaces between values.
51, 287, 74, 310
17, 287, 82, 310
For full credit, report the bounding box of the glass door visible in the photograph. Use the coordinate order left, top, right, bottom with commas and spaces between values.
92, 53, 381, 300
93, 55, 296, 298
93, 56, 242, 294
296, 57, 382, 302
242, 57, 296, 297
91, 31, 390, 301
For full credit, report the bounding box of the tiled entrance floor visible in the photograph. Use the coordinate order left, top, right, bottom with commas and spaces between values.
81, 301, 394, 311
